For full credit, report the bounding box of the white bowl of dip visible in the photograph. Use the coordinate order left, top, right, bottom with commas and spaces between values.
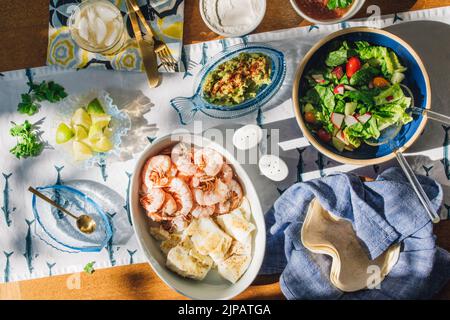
290, 0, 365, 25
200, 0, 267, 37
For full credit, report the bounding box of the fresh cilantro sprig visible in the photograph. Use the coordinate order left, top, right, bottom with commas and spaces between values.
327, 0, 353, 10
17, 81, 67, 116
9, 120, 44, 159
29, 81, 67, 103
17, 93, 39, 116
83, 261, 96, 275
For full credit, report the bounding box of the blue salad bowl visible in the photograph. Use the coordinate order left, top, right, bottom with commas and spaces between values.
171, 44, 286, 124
293, 27, 431, 165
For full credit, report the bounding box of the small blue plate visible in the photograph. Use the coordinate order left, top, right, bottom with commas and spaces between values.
171, 44, 286, 124
32, 185, 112, 253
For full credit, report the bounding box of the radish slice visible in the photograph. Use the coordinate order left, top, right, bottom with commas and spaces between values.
331, 113, 345, 129
344, 115, 359, 127
312, 74, 325, 83
333, 84, 345, 95
344, 85, 357, 91
335, 130, 349, 145
357, 113, 372, 124
332, 66, 344, 80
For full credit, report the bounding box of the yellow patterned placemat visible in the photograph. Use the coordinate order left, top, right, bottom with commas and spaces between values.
47, 0, 184, 72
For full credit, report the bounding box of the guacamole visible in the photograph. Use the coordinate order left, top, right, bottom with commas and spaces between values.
202, 53, 272, 106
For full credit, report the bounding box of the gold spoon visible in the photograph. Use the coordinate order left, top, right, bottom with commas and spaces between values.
28, 186, 97, 234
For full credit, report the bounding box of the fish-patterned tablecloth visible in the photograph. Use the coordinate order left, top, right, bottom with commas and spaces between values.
47, 0, 185, 72
1, 6, 450, 284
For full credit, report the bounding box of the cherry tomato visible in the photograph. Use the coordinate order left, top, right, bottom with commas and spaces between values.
318, 128, 332, 143
304, 111, 316, 124
372, 76, 390, 88
346, 56, 361, 78
332, 66, 344, 80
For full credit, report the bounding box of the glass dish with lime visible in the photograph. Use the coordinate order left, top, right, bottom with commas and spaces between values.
54, 90, 130, 167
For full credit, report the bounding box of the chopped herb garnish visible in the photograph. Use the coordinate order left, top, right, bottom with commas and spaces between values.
17, 81, 67, 116
17, 93, 39, 116
83, 261, 96, 274
9, 120, 44, 159
327, 0, 353, 10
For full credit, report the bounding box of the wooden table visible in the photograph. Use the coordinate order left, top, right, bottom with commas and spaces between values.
1, 0, 450, 300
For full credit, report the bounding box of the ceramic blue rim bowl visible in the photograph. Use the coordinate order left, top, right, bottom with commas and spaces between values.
171, 43, 286, 125
293, 27, 431, 165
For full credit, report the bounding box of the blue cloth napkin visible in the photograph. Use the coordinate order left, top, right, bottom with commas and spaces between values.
260, 167, 450, 299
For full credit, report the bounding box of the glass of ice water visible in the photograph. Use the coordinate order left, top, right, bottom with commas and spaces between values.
68, 0, 126, 54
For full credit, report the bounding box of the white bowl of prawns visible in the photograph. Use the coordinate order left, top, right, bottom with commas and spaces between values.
130, 133, 266, 300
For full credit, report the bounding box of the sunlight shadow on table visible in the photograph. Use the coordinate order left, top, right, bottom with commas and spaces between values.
106, 88, 158, 162
120, 264, 188, 300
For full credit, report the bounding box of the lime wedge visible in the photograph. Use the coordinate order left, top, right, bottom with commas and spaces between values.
91, 113, 112, 129
73, 141, 93, 161
91, 136, 113, 153
73, 125, 89, 141
71, 108, 92, 129
86, 98, 105, 115
80, 138, 93, 149
104, 127, 114, 138
56, 123, 74, 144
88, 123, 104, 143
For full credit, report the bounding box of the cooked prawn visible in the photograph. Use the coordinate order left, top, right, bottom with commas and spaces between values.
190, 174, 215, 189
140, 144, 246, 233
176, 171, 194, 184
168, 177, 193, 215
141, 183, 150, 194
218, 163, 234, 184
142, 155, 175, 188
191, 205, 215, 218
147, 211, 174, 222
194, 148, 224, 177
160, 193, 177, 216
140, 188, 166, 213
193, 178, 228, 206
215, 179, 243, 214
171, 142, 197, 176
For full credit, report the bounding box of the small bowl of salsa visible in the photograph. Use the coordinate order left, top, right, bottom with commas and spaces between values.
290, 0, 365, 25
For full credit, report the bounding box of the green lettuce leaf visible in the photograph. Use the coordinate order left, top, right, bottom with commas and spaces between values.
343, 126, 362, 148
371, 84, 413, 131
327, 0, 353, 10
373, 84, 406, 105
349, 66, 379, 86
344, 90, 375, 107
325, 48, 348, 67
314, 85, 335, 111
